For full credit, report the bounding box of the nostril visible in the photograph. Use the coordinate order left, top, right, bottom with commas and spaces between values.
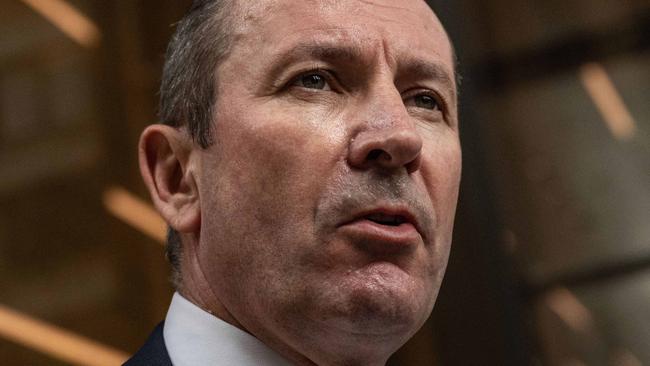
348, 130, 422, 172
367, 149, 385, 161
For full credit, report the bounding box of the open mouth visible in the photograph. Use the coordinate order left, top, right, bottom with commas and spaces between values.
339, 209, 421, 248
337, 206, 422, 246
364, 213, 408, 227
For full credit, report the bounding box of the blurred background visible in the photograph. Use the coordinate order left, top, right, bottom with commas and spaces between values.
0, 0, 648, 365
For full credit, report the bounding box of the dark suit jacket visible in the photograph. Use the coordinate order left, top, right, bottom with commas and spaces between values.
123, 322, 172, 366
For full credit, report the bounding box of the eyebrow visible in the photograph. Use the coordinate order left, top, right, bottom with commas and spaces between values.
267, 41, 456, 98
398, 58, 457, 101
295, 43, 365, 62
266, 41, 367, 82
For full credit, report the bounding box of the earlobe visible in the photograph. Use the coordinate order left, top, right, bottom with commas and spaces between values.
138, 125, 201, 234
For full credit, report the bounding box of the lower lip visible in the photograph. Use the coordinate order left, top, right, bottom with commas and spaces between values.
339, 219, 420, 246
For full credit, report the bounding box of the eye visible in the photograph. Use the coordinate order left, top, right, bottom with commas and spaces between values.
291, 71, 333, 91
413, 94, 440, 110
300, 74, 326, 89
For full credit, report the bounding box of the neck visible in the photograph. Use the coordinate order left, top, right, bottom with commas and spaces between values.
177, 241, 396, 366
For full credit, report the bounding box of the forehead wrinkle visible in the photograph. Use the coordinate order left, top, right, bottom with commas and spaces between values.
374, 27, 455, 100
354, 0, 443, 30
356, 0, 411, 10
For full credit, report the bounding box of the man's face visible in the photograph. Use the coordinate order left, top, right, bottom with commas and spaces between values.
194, 0, 460, 362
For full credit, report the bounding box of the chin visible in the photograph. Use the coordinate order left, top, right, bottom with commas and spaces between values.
325, 267, 434, 338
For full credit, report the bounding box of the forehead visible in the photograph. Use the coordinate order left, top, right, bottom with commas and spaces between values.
229, 0, 454, 73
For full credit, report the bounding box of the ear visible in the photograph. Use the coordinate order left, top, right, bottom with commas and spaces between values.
138, 124, 200, 234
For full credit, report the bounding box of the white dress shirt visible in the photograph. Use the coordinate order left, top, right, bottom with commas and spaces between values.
163, 292, 293, 366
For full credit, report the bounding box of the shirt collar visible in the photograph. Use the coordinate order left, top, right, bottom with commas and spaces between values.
163, 292, 293, 366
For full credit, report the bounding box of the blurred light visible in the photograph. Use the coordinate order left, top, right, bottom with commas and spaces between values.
545, 287, 595, 333
20, 0, 101, 48
579, 62, 637, 141
0, 303, 128, 366
103, 186, 166, 243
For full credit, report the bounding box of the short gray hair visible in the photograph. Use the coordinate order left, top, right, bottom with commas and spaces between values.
159, 0, 234, 288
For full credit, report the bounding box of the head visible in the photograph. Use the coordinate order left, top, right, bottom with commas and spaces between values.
139, 0, 461, 365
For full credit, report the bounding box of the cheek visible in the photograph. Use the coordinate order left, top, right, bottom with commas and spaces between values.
421, 135, 462, 228
232, 127, 326, 213
215, 103, 346, 205
200, 106, 347, 254
197, 107, 350, 309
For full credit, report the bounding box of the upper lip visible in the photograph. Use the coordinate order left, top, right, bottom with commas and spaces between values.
339, 205, 423, 237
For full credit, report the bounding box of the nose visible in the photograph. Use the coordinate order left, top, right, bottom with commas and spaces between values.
347, 99, 423, 174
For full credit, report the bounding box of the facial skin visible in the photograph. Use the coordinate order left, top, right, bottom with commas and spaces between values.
140, 0, 460, 365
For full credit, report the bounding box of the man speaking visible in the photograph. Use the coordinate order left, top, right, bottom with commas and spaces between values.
126, 0, 461, 364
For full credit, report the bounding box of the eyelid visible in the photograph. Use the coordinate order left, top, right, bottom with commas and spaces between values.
280, 66, 332, 88
403, 88, 446, 111
402, 88, 453, 126
284, 67, 341, 92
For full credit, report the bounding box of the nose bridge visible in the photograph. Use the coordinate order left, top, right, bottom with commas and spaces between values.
347, 75, 423, 174
364, 75, 411, 130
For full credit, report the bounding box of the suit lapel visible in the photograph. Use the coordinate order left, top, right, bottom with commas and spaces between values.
123, 322, 172, 366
